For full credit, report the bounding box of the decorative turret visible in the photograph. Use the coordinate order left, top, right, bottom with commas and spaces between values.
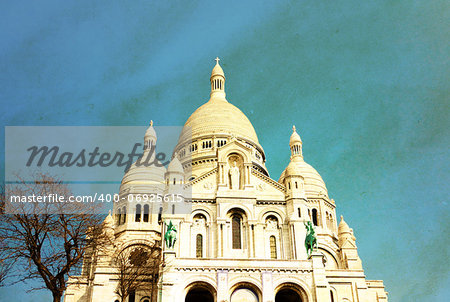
290, 125, 303, 158
210, 57, 226, 100
338, 216, 363, 269
279, 125, 328, 197
283, 126, 307, 199
144, 120, 157, 151
165, 153, 184, 192
102, 211, 115, 239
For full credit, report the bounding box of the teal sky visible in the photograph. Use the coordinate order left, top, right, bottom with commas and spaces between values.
0, 1, 449, 301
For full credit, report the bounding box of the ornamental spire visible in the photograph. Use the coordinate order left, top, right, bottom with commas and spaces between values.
210, 57, 226, 101
289, 125, 303, 158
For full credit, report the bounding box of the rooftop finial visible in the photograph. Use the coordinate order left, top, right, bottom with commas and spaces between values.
210, 57, 226, 101
150, 120, 153, 127
293, 125, 296, 133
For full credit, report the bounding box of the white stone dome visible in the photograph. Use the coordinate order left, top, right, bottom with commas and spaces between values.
167, 155, 183, 173
120, 153, 166, 194
177, 98, 260, 145
279, 157, 328, 196
338, 216, 351, 234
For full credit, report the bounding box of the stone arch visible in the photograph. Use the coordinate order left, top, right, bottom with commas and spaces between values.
219, 147, 251, 163
317, 244, 341, 269
113, 239, 159, 259
273, 279, 312, 302
191, 207, 213, 223
229, 280, 262, 302
259, 208, 286, 224
224, 204, 253, 220
274, 282, 310, 302
185, 281, 216, 302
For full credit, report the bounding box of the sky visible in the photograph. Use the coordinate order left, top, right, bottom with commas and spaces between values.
0, 0, 449, 301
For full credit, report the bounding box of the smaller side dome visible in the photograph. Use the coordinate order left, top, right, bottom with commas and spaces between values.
120, 125, 166, 195
167, 154, 184, 174
338, 215, 351, 234
103, 211, 114, 227
280, 126, 327, 196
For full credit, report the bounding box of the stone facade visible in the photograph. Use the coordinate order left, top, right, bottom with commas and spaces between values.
64, 59, 388, 302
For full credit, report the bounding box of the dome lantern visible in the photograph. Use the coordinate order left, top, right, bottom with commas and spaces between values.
210, 57, 226, 100
144, 120, 157, 151
289, 125, 303, 159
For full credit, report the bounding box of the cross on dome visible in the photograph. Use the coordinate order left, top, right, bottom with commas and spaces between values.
210, 57, 226, 99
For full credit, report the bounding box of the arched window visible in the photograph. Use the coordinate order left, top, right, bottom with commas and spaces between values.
312, 208, 318, 226
158, 207, 162, 224
116, 208, 121, 226
135, 204, 141, 222
121, 206, 127, 224
270, 236, 277, 259
232, 215, 242, 249
143, 204, 149, 222
196, 234, 203, 258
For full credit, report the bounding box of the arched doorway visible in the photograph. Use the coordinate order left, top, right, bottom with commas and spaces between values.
230, 282, 261, 302
275, 283, 308, 302
230, 288, 259, 302
185, 282, 215, 302
275, 288, 302, 302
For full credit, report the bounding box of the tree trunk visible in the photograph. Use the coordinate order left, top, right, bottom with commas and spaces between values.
52, 292, 62, 302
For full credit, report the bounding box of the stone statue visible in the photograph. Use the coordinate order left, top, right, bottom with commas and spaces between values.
164, 220, 177, 249
229, 161, 240, 190
304, 221, 317, 258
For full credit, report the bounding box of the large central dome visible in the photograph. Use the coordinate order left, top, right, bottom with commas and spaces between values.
174, 58, 267, 176
177, 58, 260, 146
178, 98, 259, 145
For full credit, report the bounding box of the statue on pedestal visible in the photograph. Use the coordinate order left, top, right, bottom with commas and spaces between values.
304, 221, 317, 257
164, 221, 177, 249
229, 161, 240, 190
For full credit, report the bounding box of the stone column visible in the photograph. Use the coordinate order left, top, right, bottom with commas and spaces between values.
261, 271, 274, 302
311, 251, 330, 301
248, 222, 256, 258
217, 270, 229, 302
254, 223, 265, 258
158, 251, 177, 302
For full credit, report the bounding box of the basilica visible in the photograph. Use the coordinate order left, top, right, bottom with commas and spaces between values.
64, 59, 388, 302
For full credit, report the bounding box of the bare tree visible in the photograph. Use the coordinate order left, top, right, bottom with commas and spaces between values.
114, 243, 161, 302
0, 173, 111, 302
